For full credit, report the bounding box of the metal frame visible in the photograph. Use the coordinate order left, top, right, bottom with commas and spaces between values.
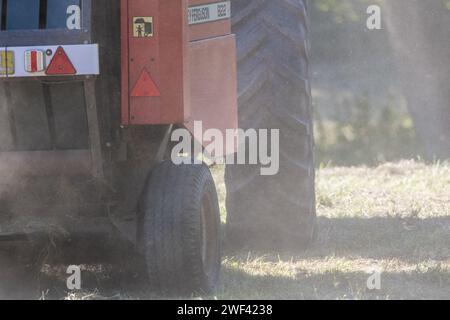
84, 78, 104, 179
0, 0, 92, 46
0, 0, 103, 179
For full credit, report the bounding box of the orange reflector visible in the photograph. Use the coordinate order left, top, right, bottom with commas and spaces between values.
46, 46, 76, 75
131, 69, 160, 97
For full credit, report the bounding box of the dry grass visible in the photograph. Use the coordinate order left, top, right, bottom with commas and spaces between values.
216, 160, 450, 299
1, 161, 449, 300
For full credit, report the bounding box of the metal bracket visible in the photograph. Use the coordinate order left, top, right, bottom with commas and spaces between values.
84, 78, 104, 179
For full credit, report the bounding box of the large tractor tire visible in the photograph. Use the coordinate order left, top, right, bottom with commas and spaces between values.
138, 161, 221, 294
225, 0, 316, 249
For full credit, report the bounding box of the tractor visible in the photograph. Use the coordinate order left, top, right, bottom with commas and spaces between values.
0, 0, 315, 294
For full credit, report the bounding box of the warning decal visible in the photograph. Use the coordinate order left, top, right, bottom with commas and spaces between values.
133, 17, 154, 38
131, 69, 160, 97
46, 46, 77, 75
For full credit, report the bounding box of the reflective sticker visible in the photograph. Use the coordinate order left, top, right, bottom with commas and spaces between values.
0, 50, 15, 76
133, 17, 153, 38
46, 46, 77, 75
25, 50, 46, 73
131, 69, 160, 97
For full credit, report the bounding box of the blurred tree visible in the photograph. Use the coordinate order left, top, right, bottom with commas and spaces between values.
313, 0, 381, 22
385, 0, 450, 159
313, 0, 450, 160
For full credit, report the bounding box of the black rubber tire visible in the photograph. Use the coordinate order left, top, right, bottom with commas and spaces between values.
138, 161, 221, 294
225, 0, 316, 249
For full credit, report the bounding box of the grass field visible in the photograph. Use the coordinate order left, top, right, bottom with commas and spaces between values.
0, 161, 449, 300
216, 161, 450, 299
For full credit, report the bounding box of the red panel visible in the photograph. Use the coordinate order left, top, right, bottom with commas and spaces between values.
190, 19, 231, 42
186, 35, 238, 148
121, 0, 237, 134
122, 0, 189, 125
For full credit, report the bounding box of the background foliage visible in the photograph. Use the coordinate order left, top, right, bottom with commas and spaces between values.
310, 0, 450, 166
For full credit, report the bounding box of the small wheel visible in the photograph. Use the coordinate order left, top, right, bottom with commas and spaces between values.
138, 161, 221, 294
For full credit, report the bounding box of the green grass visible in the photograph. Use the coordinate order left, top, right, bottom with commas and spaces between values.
1, 161, 449, 300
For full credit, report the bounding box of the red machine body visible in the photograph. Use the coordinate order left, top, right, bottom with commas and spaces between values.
121, 0, 237, 137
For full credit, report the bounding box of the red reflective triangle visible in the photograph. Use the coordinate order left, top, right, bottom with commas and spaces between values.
131, 69, 160, 97
46, 46, 76, 75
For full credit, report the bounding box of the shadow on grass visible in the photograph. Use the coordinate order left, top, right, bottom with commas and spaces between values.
223, 216, 450, 263
218, 264, 450, 299
2, 255, 448, 300
0, 215, 448, 299
0, 238, 145, 300
308, 216, 450, 262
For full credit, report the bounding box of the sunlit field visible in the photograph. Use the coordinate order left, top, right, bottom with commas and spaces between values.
216, 161, 450, 299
